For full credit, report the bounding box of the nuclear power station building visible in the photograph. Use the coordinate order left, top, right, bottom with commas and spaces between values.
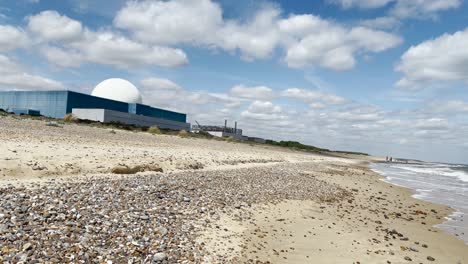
0, 78, 190, 131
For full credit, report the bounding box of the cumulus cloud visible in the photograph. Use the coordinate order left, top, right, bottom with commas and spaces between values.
329, 105, 383, 122
140, 77, 182, 91
28, 10, 83, 42
0, 25, 29, 52
413, 118, 449, 130
0, 2, 404, 71
115, 1, 280, 60
279, 15, 402, 70
328, 0, 393, 9
135, 76, 468, 163
115, 0, 401, 70
330, 0, 461, 18
396, 28, 468, 89
391, 0, 461, 18
241, 100, 285, 121
359, 16, 401, 30
282, 88, 347, 107
0, 54, 64, 90
247, 100, 282, 114
218, 7, 281, 60
428, 100, 468, 114
114, 0, 223, 46
139, 77, 242, 114
229, 85, 274, 100
76, 30, 187, 68
26, 11, 188, 68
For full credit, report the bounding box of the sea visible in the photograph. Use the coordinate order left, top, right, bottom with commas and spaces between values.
371, 162, 468, 245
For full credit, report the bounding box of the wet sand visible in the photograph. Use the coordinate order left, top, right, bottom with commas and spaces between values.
200, 163, 468, 263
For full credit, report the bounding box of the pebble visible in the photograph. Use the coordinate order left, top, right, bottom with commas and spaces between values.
153, 252, 167, 262
0, 163, 349, 262
22, 243, 32, 251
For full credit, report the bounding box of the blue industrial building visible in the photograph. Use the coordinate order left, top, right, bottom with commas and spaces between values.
0, 90, 189, 130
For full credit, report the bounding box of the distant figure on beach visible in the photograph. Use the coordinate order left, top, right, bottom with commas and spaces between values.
390, 157, 393, 162
386, 156, 388, 162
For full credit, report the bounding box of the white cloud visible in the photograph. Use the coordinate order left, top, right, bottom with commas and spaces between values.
329, 0, 393, 9
331, 106, 383, 122
241, 100, 284, 121
139, 77, 241, 114
413, 118, 449, 130
396, 28, 468, 89
136, 76, 468, 163
115, 1, 281, 60
359, 16, 401, 30
140, 77, 182, 91
26, 11, 188, 68
229, 84, 274, 100
28, 10, 83, 42
0, 25, 29, 51
0, 55, 22, 75
114, 0, 223, 46
246, 100, 282, 114
115, 0, 401, 70
391, 0, 461, 18
74, 30, 188, 68
280, 15, 402, 70
0, 54, 64, 90
429, 100, 468, 114
349, 27, 402, 53
218, 7, 281, 60
41, 46, 83, 68
282, 88, 347, 106
330, 0, 461, 19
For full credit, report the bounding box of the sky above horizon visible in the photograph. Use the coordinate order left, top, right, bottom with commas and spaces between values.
1, 0, 467, 164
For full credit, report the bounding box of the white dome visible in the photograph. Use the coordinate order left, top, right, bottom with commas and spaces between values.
92, 78, 142, 104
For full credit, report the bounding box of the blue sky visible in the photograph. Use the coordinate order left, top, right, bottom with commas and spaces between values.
1, 0, 468, 163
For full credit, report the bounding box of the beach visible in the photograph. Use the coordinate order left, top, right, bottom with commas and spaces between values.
1, 115, 467, 263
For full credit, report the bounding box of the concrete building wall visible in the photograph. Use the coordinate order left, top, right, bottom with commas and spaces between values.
205, 131, 244, 139
207, 131, 223, 137
222, 131, 243, 140
72, 108, 190, 131
71, 109, 105, 122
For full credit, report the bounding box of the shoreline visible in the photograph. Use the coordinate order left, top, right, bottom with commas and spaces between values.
1, 116, 467, 263
372, 162, 468, 246
200, 161, 468, 263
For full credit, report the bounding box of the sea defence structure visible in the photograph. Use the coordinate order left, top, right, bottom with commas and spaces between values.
0, 79, 190, 131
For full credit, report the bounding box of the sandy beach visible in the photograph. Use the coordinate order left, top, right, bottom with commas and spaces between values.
1, 115, 467, 263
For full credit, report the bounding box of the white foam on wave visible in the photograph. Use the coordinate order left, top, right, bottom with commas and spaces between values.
393, 165, 468, 183
372, 163, 468, 244
379, 178, 408, 189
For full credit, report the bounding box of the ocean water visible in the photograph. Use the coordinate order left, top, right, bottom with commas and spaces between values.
371, 162, 468, 245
